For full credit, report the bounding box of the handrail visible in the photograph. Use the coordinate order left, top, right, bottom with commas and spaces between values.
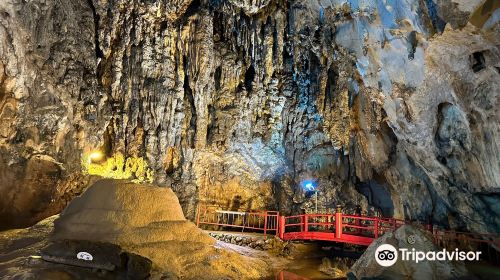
196, 205, 279, 236
197, 206, 499, 252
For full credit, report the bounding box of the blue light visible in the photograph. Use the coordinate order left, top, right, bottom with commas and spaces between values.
302, 180, 317, 191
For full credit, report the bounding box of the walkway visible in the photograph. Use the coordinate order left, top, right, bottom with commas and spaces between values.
196, 205, 499, 250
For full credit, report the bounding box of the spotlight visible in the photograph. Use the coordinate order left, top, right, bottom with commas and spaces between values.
88, 151, 105, 163
301, 180, 319, 213
302, 180, 316, 191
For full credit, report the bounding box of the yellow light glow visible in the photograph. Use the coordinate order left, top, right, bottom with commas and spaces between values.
82, 151, 154, 183
88, 151, 105, 163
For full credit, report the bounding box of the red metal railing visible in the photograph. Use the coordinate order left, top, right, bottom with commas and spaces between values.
196, 206, 499, 256
433, 228, 499, 247
278, 212, 405, 246
196, 205, 279, 236
431, 228, 500, 264
342, 215, 405, 238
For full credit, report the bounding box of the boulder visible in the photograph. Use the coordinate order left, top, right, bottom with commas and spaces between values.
319, 257, 346, 278
349, 225, 471, 280
52, 179, 211, 245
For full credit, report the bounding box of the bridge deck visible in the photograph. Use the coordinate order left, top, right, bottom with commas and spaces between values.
196, 205, 499, 249
283, 232, 373, 246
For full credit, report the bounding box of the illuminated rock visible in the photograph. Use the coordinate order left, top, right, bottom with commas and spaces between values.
0, 0, 498, 235
52, 179, 268, 279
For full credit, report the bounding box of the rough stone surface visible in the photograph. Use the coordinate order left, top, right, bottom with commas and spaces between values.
208, 232, 279, 250
349, 225, 471, 280
0, 0, 499, 235
52, 179, 269, 279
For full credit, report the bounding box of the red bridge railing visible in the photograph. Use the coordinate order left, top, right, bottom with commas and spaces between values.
196, 205, 279, 236
196, 205, 499, 253
278, 212, 405, 246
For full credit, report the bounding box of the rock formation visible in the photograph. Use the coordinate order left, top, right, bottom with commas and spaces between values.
51, 179, 268, 279
0, 0, 498, 235
349, 225, 470, 279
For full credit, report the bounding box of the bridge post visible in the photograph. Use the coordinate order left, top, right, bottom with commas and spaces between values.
335, 207, 343, 239
263, 212, 268, 237
196, 204, 201, 227
355, 217, 361, 235
276, 214, 280, 237
303, 215, 308, 232
374, 219, 379, 238
279, 216, 285, 239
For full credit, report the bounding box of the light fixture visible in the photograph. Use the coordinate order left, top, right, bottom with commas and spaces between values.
302, 180, 316, 191
301, 180, 319, 213
88, 151, 105, 163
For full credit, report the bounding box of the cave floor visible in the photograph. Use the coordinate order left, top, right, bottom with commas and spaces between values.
0, 216, 350, 279
215, 239, 349, 279
3, 217, 499, 280
0, 215, 115, 279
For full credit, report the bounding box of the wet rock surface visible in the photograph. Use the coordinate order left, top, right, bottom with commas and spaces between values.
0, 0, 498, 236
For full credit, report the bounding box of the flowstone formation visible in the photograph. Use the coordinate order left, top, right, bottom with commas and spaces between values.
51, 179, 268, 279
0, 0, 499, 235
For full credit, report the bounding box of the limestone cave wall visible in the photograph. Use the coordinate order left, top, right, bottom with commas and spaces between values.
0, 0, 498, 234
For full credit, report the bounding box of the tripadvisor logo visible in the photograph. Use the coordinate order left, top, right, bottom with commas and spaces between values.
375, 244, 398, 267
374, 244, 482, 267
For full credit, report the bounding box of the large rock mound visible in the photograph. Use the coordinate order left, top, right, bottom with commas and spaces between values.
52, 179, 268, 279
349, 225, 470, 280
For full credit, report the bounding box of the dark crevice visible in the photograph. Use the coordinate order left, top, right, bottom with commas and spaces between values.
213, 11, 224, 42
313, 28, 321, 45
159, 21, 168, 32
244, 65, 255, 92
471, 51, 486, 73
179, 0, 201, 23
325, 64, 338, 108
206, 105, 216, 145
355, 173, 395, 217
407, 30, 417, 60
380, 121, 398, 163
423, 0, 446, 33
183, 56, 197, 148
272, 23, 278, 63
86, 0, 104, 59
214, 66, 222, 91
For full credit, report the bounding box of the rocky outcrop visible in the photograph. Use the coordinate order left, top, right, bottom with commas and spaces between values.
207, 232, 277, 250
0, 0, 102, 229
51, 179, 269, 279
349, 225, 470, 280
0, 0, 499, 234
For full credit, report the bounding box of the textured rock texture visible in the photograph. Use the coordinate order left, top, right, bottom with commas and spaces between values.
0, 0, 499, 234
52, 179, 269, 279
207, 232, 278, 250
349, 225, 470, 279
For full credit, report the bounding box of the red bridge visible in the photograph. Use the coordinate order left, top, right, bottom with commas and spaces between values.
278, 213, 406, 246
196, 205, 499, 249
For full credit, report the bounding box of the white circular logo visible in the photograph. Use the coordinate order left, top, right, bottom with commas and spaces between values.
375, 244, 398, 267
76, 252, 93, 261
